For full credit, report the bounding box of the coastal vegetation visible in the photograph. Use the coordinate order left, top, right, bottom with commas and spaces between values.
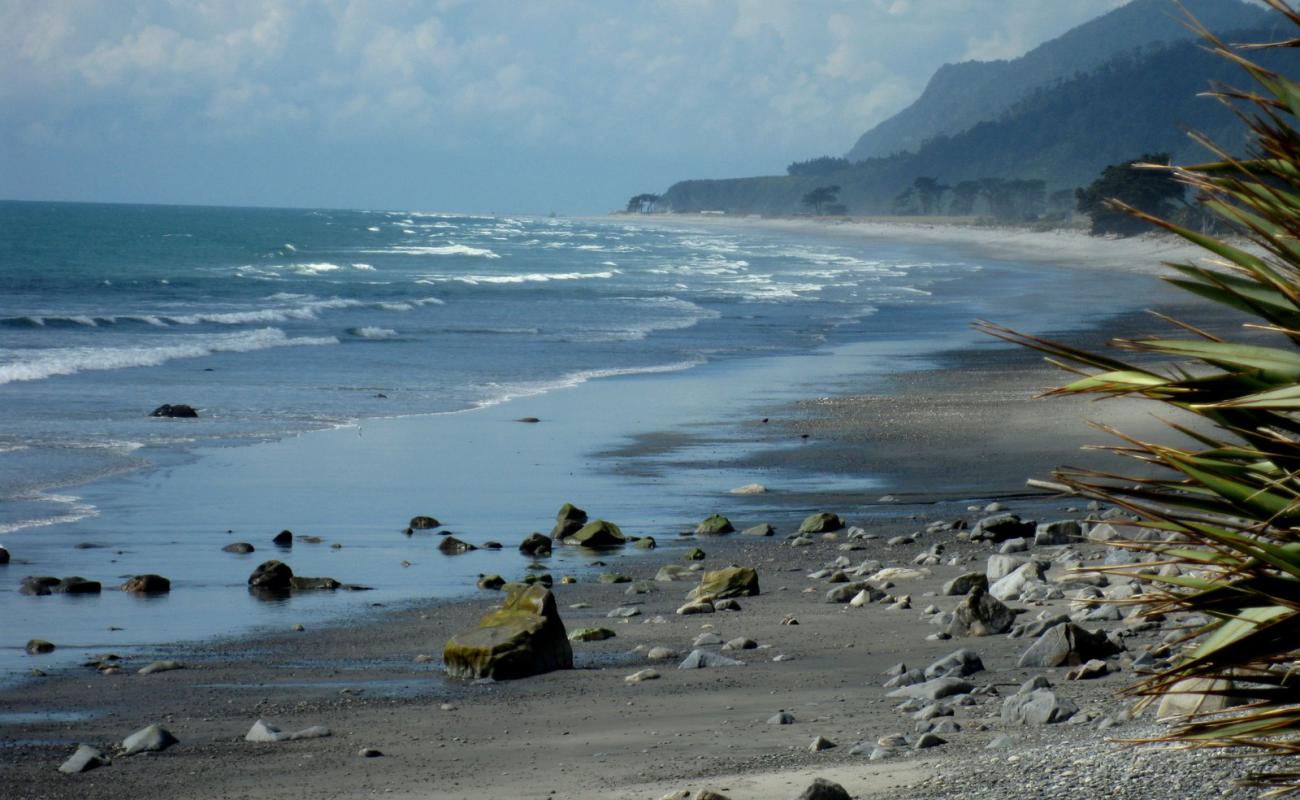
985, 2, 1300, 791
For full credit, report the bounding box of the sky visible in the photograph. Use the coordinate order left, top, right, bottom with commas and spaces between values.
0, 0, 1135, 214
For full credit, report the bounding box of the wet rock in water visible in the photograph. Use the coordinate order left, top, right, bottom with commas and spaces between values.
1001, 689, 1078, 725
684, 547, 706, 561
798, 512, 843, 534
516, 416, 540, 423
150, 404, 197, 418
248, 561, 293, 590
947, 587, 1014, 637
743, 523, 775, 537
730, 483, 767, 495
245, 719, 333, 742
767, 711, 796, 725
598, 573, 631, 584
1017, 622, 1120, 668
120, 723, 178, 755
656, 565, 693, 582
409, 515, 440, 530
60, 744, 111, 774
565, 520, 626, 548
686, 566, 759, 601
625, 668, 659, 684
519, 532, 552, 556
793, 778, 851, 800
223, 542, 255, 554
523, 573, 554, 588
443, 584, 573, 680
633, 536, 657, 549
272, 530, 294, 547
924, 648, 985, 679
886, 677, 973, 701
137, 660, 184, 675
970, 513, 1035, 543
678, 649, 743, 669
477, 574, 505, 590
438, 536, 477, 554
20, 576, 60, 596
121, 573, 171, 594
290, 576, 341, 590
809, 735, 836, 752
569, 627, 617, 642
695, 514, 734, 535
942, 572, 988, 597
0, 545, 9, 564
25, 639, 55, 655
552, 502, 588, 540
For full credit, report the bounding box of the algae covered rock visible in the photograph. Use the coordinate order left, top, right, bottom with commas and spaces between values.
121, 574, 171, 594
565, 520, 626, 548
478, 574, 506, 590
248, 561, 292, 590
568, 627, 616, 642
684, 547, 706, 561
686, 566, 759, 601
695, 514, 735, 536
443, 583, 573, 680
552, 503, 588, 539
289, 576, 341, 591
799, 512, 843, 534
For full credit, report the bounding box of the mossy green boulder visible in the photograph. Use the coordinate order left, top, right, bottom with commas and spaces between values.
684, 547, 706, 561
568, 627, 616, 642
686, 567, 760, 601
798, 512, 843, 534
552, 503, 588, 539
443, 584, 573, 680
477, 574, 505, 590
598, 573, 632, 584
565, 520, 626, 548
695, 514, 735, 535
633, 536, 657, 549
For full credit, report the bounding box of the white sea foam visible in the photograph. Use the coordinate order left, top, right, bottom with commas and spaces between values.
362, 244, 501, 259
367, 226, 381, 232
0, 328, 338, 385
350, 326, 398, 339
289, 262, 343, 275
471, 359, 706, 410
0, 492, 99, 535
284, 243, 297, 251
448, 270, 615, 285
351, 263, 375, 271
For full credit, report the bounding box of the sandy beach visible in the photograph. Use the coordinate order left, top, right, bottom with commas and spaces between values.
0, 220, 1268, 800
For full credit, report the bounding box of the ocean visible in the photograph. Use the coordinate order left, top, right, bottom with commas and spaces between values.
0, 201, 1160, 678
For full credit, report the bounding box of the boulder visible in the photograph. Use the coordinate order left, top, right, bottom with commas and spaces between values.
990, 561, 1047, 600
655, 565, 693, 582
569, 627, 617, 642
290, 576, 341, 590
121, 574, 171, 594
565, 520, 626, 548
924, 648, 985, 679
826, 581, 884, 604
59, 744, 110, 774
970, 513, 1035, 542
272, 530, 294, 546
885, 677, 973, 701
941, 572, 988, 596
743, 523, 776, 537
150, 404, 197, 418
137, 660, 184, 675
793, 778, 851, 800
20, 576, 60, 596
686, 566, 759, 601
633, 536, 657, 549
25, 639, 55, 655
438, 536, 477, 554
248, 561, 293, 590
799, 512, 843, 534
519, 533, 552, 556
1001, 689, 1078, 725
245, 719, 332, 742
120, 723, 178, 755
222, 542, 255, 554
1035, 520, 1082, 547
1156, 677, 1234, 720
477, 574, 505, 590
443, 584, 573, 680
985, 554, 1028, 583
695, 514, 735, 535
1017, 623, 1120, 668
0, 545, 9, 564
678, 649, 744, 669
552, 503, 588, 539
409, 515, 440, 529
947, 587, 1014, 636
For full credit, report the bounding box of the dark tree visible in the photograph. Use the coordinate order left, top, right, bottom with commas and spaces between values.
949, 180, 982, 215
912, 176, 951, 215
801, 185, 841, 215
787, 156, 852, 176
625, 193, 661, 214
1048, 188, 1077, 213
1075, 153, 1184, 235
891, 186, 918, 215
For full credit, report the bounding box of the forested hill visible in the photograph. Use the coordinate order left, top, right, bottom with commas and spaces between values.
846, 0, 1269, 162
659, 21, 1287, 217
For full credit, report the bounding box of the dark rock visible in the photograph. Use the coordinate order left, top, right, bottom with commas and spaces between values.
793, 778, 851, 800
516, 417, 540, 423
523, 573, 553, 587
443, 584, 573, 680
222, 542, 255, 554
59, 744, 110, 774
54, 576, 101, 594
1035, 520, 1083, 547
150, 404, 197, 418
924, 648, 985, 679
767, 711, 796, 725
438, 536, 478, 554
478, 574, 506, 590
272, 530, 293, 546
695, 514, 734, 535
971, 513, 1035, 542
482, 541, 502, 550
942, 572, 988, 596
798, 512, 843, 534
409, 515, 440, 529
519, 532, 552, 556
248, 561, 293, 590
290, 576, 341, 590
20, 576, 60, 596
25, 639, 55, 655
1018, 623, 1121, 668
914, 732, 947, 749
0, 546, 9, 564
948, 586, 1014, 636
121, 574, 171, 594
684, 547, 706, 561
551, 502, 588, 539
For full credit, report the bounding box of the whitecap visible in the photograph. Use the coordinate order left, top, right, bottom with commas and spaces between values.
351, 263, 375, 271
362, 244, 501, 259
350, 327, 398, 339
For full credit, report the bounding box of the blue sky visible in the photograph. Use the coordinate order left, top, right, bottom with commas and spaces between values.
0, 1, 1133, 214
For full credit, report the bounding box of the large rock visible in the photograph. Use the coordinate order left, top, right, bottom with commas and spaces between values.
409, 515, 440, 529
985, 554, 1028, 582
0, 545, 8, 564
1001, 689, 1078, 725
443, 584, 573, 680
990, 561, 1046, 600
885, 677, 973, 701
971, 513, 1035, 542
59, 744, 110, 774
25, 639, 55, 655
272, 530, 294, 546
20, 576, 60, 595
793, 778, 851, 800
120, 723, 179, 755
1017, 623, 1120, 668
924, 648, 984, 679
1035, 520, 1082, 547
948, 587, 1014, 636
150, 404, 197, 418
223, 542, 255, 554
121, 574, 171, 594
686, 567, 759, 601
565, 520, 626, 548
248, 561, 293, 590
519, 533, 552, 556
799, 512, 843, 534
290, 576, 341, 590
551, 502, 588, 539
438, 536, 477, 554
1156, 677, 1234, 720
942, 572, 988, 596
696, 514, 735, 535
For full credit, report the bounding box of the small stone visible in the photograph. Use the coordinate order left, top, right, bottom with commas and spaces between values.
647, 646, 678, 661
59, 744, 111, 774
793, 778, 851, 800
569, 627, 616, 642
25, 639, 55, 655
809, 735, 836, 752
767, 711, 796, 725
137, 660, 184, 675
120, 723, 178, 755
358, 748, 383, 758
625, 668, 660, 684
